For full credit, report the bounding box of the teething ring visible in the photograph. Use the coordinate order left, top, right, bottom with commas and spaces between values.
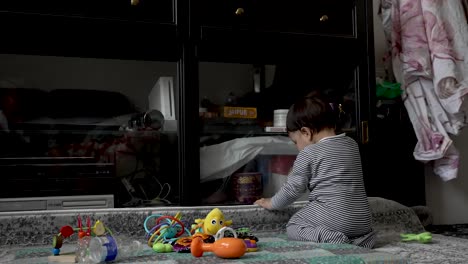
155, 216, 185, 237
214, 227, 237, 241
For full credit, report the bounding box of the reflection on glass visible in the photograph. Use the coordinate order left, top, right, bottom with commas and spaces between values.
0, 54, 179, 210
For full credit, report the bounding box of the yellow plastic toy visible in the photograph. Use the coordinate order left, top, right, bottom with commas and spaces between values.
191, 208, 232, 235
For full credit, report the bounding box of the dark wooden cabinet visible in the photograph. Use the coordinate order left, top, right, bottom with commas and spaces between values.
198, 0, 355, 36
0, 0, 425, 208
0, 0, 177, 61
252, 0, 356, 36
198, 0, 254, 28
195, 0, 361, 63
0, 0, 175, 23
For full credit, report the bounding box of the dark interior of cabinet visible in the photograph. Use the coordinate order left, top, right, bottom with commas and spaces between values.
200, 60, 359, 144
241, 62, 358, 122
365, 99, 425, 207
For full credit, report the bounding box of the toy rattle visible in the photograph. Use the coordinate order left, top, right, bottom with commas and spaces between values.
191, 226, 247, 259
191, 236, 246, 259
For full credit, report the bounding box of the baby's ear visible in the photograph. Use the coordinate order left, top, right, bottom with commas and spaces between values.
300, 127, 312, 137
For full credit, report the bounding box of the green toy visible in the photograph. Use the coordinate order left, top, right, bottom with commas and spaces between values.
376, 80, 402, 99
400, 232, 432, 243
153, 242, 173, 253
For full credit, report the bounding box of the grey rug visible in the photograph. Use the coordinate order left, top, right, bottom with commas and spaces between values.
375, 234, 468, 264
426, 224, 468, 239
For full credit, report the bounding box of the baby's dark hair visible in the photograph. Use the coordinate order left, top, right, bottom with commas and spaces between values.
286, 92, 337, 133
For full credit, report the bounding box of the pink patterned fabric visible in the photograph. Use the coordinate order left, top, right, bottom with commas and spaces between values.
380, 0, 468, 181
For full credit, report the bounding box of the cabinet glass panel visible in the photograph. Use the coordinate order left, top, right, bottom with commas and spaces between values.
199, 62, 358, 206
0, 54, 180, 210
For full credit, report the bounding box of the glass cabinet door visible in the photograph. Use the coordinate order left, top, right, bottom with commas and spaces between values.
0, 54, 180, 210
0, 0, 181, 211
198, 61, 360, 205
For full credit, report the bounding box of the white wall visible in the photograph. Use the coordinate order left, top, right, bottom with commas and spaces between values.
425, 132, 468, 225
372, 0, 468, 225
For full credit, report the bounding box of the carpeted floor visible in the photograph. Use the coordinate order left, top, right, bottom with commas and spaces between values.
426, 224, 468, 239
375, 234, 468, 264
0, 233, 408, 264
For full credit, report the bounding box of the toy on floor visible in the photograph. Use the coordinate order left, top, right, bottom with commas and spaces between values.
173, 233, 215, 253
400, 232, 432, 243
215, 227, 257, 252
50, 216, 115, 263
244, 239, 258, 252
191, 208, 233, 235
217, 226, 258, 252
52, 216, 112, 256
191, 236, 246, 258
152, 242, 174, 253
222, 227, 259, 242
191, 226, 250, 258
173, 209, 259, 254
234, 227, 258, 238
172, 208, 233, 253
143, 212, 191, 252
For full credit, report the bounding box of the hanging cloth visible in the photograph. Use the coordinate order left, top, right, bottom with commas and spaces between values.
379, 0, 468, 181
463, 0, 468, 21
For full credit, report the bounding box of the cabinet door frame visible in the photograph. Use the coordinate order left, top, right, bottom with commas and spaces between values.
354, 0, 375, 183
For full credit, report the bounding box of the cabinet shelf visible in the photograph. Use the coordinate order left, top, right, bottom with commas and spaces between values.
202, 130, 287, 136
201, 127, 356, 136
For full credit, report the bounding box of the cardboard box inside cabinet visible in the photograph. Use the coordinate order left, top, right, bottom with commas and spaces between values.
223, 106, 257, 119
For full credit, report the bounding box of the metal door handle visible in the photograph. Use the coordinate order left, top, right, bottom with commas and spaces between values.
361, 121, 369, 144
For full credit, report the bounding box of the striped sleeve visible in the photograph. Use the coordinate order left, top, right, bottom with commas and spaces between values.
270, 150, 311, 210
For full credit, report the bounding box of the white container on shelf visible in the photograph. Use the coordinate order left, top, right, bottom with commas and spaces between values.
273, 109, 289, 127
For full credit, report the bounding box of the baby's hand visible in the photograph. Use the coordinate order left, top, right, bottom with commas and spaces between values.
254, 198, 272, 210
